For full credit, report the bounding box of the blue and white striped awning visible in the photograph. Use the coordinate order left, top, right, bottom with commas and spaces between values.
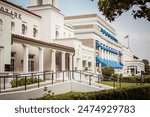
96, 41, 119, 55
96, 55, 123, 69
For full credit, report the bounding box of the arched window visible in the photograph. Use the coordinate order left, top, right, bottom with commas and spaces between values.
33, 28, 38, 37
0, 19, 3, 36
22, 24, 27, 35
11, 22, 15, 32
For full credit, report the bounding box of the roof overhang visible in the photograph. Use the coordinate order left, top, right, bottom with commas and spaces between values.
12, 34, 75, 53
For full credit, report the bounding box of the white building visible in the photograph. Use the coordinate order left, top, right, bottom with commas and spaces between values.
64, 14, 124, 74
0, 0, 144, 77
0, 0, 74, 75
122, 46, 144, 76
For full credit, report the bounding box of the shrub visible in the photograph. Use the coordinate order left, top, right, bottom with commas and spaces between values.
144, 75, 150, 83
119, 76, 140, 83
10, 77, 43, 88
112, 74, 119, 79
118, 75, 150, 83
102, 66, 115, 77
37, 85, 150, 100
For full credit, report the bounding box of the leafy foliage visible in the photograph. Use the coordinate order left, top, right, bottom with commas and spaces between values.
97, 0, 150, 22
10, 77, 43, 88
142, 59, 150, 73
102, 66, 115, 77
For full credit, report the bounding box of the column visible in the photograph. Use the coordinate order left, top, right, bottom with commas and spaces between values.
101, 49, 103, 59
103, 50, 105, 59
22, 44, 29, 73
51, 49, 56, 72
109, 52, 111, 60
69, 53, 73, 71
106, 51, 107, 59
61, 51, 66, 71
39, 47, 44, 72
104, 50, 107, 59
107, 51, 109, 60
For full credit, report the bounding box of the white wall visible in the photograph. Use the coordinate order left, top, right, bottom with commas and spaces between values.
0, 12, 12, 72
28, 5, 64, 42
0, 1, 41, 39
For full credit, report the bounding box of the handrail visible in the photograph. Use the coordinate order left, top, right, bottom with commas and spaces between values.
0, 70, 103, 94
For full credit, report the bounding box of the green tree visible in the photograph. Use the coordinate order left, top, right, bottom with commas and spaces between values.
102, 66, 115, 77
96, 0, 150, 22
142, 59, 150, 73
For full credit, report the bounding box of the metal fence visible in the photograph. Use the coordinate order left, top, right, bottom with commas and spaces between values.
0, 70, 102, 93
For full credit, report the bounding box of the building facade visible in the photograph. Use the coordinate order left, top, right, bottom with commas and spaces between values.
64, 14, 124, 74
0, 0, 144, 77
0, 0, 74, 75
122, 46, 144, 76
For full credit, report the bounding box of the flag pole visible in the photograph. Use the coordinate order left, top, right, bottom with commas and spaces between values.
124, 35, 129, 49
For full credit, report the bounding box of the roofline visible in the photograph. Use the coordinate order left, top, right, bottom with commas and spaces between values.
65, 13, 116, 34
1, 0, 41, 18
12, 34, 74, 52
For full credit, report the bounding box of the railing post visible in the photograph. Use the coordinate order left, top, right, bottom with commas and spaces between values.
0, 78, 1, 93
72, 70, 74, 79
43, 71, 46, 82
37, 75, 40, 88
31, 73, 34, 84
25, 77, 27, 91
16, 75, 18, 87
113, 81, 115, 89
119, 81, 121, 88
52, 71, 54, 85
55, 71, 57, 80
89, 75, 91, 85
98, 75, 100, 83
80, 71, 82, 80
3, 77, 5, 90
63, 71, 64, 82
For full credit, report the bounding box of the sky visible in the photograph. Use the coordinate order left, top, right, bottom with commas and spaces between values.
10, 0, 150, 61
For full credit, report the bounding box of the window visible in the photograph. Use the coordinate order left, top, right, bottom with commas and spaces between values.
56, 31, 59, 39
96, 46, 99, 51
33, 27, 38, 37
10, 52, 16, 72
82, 60, 86, 67
0, 19, 3, 35
88, 62, 91, 67
11, 22, 15, 32
28, 54, 35, 72
22, 24, 27, 35
37, 0, 43, 6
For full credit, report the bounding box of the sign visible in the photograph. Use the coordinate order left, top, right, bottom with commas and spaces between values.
0, 6, 22, 20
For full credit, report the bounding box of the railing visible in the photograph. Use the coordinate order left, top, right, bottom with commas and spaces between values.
102, 77, 145, 89
0, 70, 102, 93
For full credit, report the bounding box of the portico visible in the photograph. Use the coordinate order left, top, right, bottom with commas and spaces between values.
11, 34, 74, 75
